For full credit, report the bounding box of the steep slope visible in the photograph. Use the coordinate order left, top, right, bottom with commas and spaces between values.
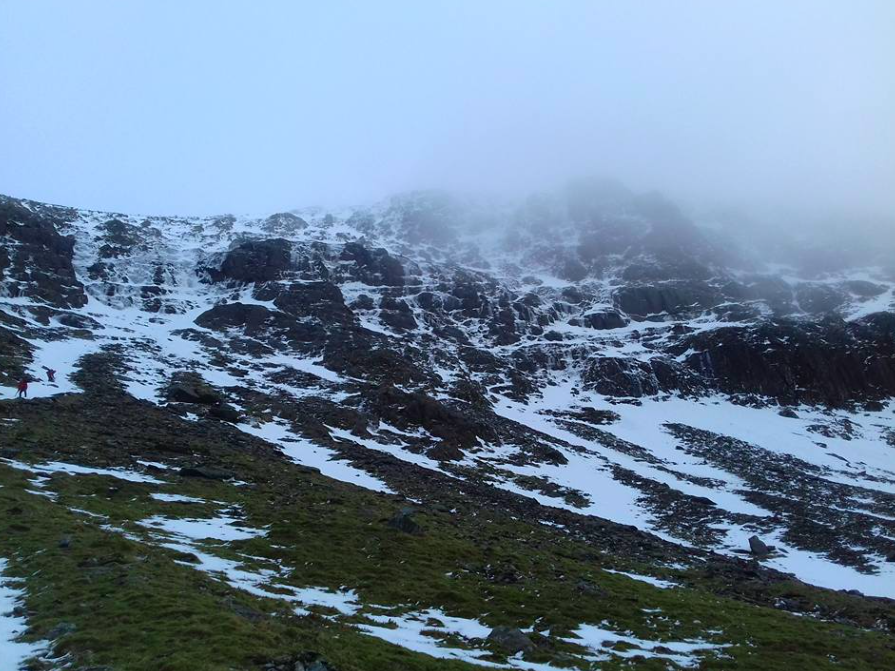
2, 188, 895, 670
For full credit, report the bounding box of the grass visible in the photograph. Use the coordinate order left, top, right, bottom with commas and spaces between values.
1, 391, 895, 670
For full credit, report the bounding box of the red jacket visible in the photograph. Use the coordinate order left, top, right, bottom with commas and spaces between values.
17, 380, 28, 392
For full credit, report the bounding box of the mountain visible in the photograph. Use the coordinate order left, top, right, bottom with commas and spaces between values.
1, 185, 895, 670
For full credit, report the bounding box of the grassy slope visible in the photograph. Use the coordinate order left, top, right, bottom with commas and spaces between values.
1, 387, 895, 670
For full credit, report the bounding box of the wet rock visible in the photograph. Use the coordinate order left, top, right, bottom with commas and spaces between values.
778, 407, 799, 419
487, 626, 535, 654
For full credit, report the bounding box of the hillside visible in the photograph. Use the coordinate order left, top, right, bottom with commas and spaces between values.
2, 186, 895, 670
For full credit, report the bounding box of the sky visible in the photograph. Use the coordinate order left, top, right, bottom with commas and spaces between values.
1, 1, 893, 218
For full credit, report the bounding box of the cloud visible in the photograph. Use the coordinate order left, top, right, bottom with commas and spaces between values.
0, 0, 892, 222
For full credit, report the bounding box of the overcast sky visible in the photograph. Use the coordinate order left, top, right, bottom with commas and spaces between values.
1, 1, 893, 218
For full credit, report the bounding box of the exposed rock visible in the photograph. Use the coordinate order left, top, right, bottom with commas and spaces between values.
579, 310, 627, 330
165, 373, 223, 405
387, 507, 423, 535
0, 197, 86, 308
179, 466, 235, 481
487, 626, 536, 654
211, 238, 293, 283
796, 283, 845, 315
583, 357, 658, 397
207, 404, 241, 423
677, 316, 895, 406
613, 281, 722, 319
340, 242, 405, 286
749, 535, 771, 556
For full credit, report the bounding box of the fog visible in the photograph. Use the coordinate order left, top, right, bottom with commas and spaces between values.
1, 1, 893, 235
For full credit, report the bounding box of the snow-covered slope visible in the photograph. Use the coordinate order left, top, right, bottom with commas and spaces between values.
2, 187, 895, 605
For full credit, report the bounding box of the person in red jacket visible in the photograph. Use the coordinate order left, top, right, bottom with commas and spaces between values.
15, 378, 28, 398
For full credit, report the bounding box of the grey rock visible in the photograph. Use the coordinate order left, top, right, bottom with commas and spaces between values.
487, 625, 535, 654
749, 535, 770, 556
47, 621, 76, 639
387, 507, 423, 535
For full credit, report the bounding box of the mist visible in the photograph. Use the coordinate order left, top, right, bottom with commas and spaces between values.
1, 0, 893, 232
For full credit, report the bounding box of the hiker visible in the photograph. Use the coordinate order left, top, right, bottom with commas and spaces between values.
15, 378, 28, 399
45, 368, 56, 383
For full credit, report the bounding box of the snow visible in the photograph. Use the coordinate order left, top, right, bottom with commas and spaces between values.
138, 513, 265, 542
237, 419, 392, 493
0, 559, 43, 670
3, 195, 895, 612
491, 384, 895, 598
561, 623, 728, 668
357, 609, 497, 667
603, 569, 678, 589
149, 493, 206, 504
1, 459, 164, 484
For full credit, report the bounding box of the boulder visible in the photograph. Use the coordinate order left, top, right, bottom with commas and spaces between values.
581, 310, 627, 330
387, 507, 423, 535
165, 374, 223, 405
487, 626, 535, 654
207, 404, 241, 423
748, 535, 770, 556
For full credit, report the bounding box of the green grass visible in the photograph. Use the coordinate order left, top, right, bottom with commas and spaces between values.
1, 392, 895, 670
